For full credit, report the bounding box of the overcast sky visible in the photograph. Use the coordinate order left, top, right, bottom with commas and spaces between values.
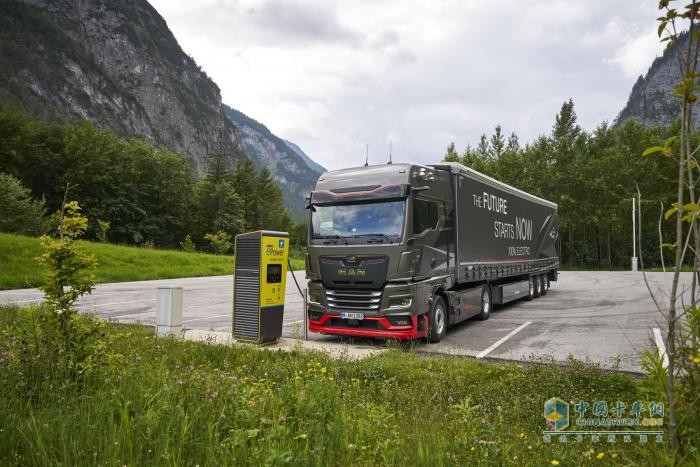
149, 0, 665, 171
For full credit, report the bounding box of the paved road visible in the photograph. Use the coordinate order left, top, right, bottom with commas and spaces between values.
0, 271, 689, 372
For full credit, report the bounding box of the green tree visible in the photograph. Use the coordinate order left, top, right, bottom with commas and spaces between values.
36, 195, 96, 345
0, 172, 46, 234
256, 167, 290, 232
232, 158, 261, 231
204, 230, 232, 255
488, 125, 505, 159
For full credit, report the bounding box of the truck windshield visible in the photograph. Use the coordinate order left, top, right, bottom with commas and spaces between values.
311, 200, 405, 241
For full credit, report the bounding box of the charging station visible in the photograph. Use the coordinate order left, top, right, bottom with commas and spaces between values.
233, 230, 289, 343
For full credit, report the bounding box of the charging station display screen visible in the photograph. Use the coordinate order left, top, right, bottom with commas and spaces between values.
266, 264, 282, 283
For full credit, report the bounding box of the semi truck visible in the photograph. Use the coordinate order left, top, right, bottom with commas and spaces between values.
304, 162, 559, 342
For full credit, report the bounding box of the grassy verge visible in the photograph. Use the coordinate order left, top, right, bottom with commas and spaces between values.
0, 305, 670, 466
0, 232, 305, 290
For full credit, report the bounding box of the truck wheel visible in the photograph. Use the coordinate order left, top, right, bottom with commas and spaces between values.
541, 274, 549, 295
478, 285, 491, 320
534, 275, 542, 298
526, 276, 535, 301
428, 296, 447, 343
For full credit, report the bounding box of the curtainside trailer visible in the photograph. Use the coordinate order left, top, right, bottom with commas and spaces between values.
304, 161, 559, 341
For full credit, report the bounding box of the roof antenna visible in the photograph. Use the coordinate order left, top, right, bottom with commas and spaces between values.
364, 143, 369, 166
387, 142, 392, 165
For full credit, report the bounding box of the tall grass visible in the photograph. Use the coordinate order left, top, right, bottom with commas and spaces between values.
0, 305, 669, 466
0, 233, 304, 290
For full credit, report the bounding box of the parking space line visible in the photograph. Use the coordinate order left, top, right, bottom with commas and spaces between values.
652, 328, 669, 368
476, 321, 532, 359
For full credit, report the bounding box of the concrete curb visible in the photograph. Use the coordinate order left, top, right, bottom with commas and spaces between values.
182, 329, 385, 360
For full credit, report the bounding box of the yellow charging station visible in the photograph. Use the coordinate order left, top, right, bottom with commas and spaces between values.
233, 230, 289, 343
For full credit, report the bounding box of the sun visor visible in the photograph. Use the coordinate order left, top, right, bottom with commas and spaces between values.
310, 184, 410, 205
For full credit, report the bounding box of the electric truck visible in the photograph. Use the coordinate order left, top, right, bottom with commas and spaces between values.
305, 162, 559, 342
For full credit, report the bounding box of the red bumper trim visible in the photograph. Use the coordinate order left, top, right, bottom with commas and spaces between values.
308, 314, 428, 339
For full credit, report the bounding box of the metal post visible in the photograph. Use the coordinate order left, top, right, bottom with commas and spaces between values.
303, 288, 308, 341
631, 197, 638, 272
156, 286, 183, 337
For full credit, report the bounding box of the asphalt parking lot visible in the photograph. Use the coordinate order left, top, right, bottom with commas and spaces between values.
0, 271, 688, 373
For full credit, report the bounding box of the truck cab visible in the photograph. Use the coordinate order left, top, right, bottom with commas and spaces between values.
305, 163, 460, 340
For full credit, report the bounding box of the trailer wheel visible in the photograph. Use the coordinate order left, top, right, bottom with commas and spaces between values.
477, 285, 491, 320
526, 276, 535, 301
428, 296, 447, 343
541, 274, 549, 295
534, 275, 542, 298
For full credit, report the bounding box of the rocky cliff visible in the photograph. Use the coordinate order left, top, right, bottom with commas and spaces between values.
1, 0, 240, 174
224, 106, 324, 219
617, 31, 698, 127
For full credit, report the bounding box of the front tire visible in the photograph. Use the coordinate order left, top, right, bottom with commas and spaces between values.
428, 296, 447, 343
478, 285, 491, 320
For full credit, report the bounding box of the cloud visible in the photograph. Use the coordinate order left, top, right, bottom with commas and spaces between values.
150, 0, 667, 171
245, 0, 360, 46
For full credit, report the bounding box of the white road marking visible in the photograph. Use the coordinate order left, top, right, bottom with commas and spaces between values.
1, 298, 43, 304
653, 328, 669, 369
182, 313, 231, 323
476, 321, 532, 359
283, 320, 303, 326
80, 298, 156, 307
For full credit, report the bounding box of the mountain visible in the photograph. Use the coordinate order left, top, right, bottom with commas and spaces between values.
616, 31, 696, 127
283, 139, 326, 174
224, 106, 323, 219
0, 0, 242, 175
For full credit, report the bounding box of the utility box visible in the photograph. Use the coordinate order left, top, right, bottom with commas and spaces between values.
233, 230, 289, 343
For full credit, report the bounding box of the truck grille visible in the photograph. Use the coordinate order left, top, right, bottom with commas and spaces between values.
326, 289, 381, 312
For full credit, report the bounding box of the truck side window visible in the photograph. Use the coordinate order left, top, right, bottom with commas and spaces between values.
413, 199, 438, 234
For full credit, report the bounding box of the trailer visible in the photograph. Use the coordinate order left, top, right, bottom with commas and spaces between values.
305, 162, 559, 341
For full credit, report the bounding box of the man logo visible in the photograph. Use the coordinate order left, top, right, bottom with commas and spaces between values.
544, 397, 569, 431
278, 239, 285, 248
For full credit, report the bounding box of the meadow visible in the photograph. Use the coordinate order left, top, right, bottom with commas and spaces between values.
0, 304, 669, 466
0, 233, 305, 290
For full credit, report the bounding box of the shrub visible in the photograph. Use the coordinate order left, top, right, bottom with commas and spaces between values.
0, 172, 46, 235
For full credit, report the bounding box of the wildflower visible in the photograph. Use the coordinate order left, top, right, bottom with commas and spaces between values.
519, 433, 526, 439
279, 415, 286, 423
329, 376, 334, 381
693, 356, 700, 364
471, 447, 475, 451
320, 367, 327, 374
176, 379, 183, 385
488, 441, 495, 445
551, 461, 559, 466
612, 453, 618, 459
597, 452, 605, 460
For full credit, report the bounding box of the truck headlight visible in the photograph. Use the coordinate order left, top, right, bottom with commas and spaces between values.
388, 295, 412, 308
308, 289, 322, 304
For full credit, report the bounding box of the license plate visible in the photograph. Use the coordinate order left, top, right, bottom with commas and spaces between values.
340, 312, 364, 320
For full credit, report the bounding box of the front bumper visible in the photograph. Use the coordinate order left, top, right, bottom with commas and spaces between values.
308, 313, 428, 339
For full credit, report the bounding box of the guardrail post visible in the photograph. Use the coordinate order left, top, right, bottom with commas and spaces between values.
156, 286, 183, 337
